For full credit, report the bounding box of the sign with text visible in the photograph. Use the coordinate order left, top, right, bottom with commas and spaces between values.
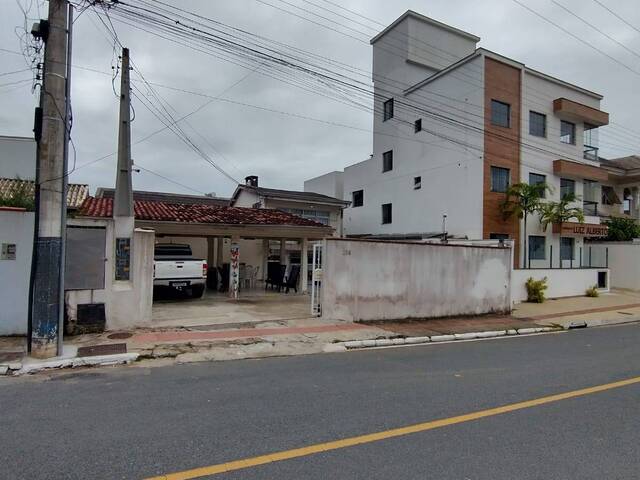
552, 222, 608, 237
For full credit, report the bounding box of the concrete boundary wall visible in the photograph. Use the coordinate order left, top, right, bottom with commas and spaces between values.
511, 268, 609, 304
321, 238, 512, 322
0, 209, 34, 335
588, 242, 640, 291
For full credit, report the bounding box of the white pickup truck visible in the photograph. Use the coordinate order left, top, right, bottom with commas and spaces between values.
153, 244, 207, 298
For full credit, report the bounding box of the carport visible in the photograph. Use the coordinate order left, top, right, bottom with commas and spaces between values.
78, 197, 333, 304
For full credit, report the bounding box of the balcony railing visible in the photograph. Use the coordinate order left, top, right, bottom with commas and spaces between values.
584, 144, 599, 162
583, 200, 598, 216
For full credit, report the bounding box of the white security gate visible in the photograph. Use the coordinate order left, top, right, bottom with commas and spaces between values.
310, 242, 323, 316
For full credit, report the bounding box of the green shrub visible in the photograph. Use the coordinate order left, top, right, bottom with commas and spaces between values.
603, 217, 640, 241
0, 181, 35, 211
525, 276, 548, 303
585, 285, 599, 297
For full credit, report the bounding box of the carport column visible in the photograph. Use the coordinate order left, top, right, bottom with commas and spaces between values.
216, 237, 224, 267
299, 238, 308, 294
206, 237, 215, 268
279, 238, 287, 265
262, 239, 269, 282
229, 235, 240, 299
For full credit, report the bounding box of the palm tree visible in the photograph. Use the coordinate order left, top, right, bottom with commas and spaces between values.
500, 182, 549, 268
538, 193, 585, 232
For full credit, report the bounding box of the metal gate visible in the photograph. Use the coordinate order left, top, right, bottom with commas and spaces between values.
310, 242, 323, 316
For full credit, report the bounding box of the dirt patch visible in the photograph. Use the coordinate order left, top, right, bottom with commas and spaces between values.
363, 314, 540, 337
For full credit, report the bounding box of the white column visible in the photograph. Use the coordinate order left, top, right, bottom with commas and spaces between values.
229, 236, 240, 299
262, 239, 269, 281
216, 237, 223, 267
279, 238, 287, 265
299, 238, 308, 294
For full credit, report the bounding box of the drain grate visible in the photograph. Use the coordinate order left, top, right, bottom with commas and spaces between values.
77, 343, 127, 357
107, 332, 133, 340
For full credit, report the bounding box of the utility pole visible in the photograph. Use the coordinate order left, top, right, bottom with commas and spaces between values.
114, 47, 133, 218
31, 0, 69, 359
113, 47, 135, 283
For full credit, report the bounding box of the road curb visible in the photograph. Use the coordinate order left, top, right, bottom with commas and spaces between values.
338, 326, 561, 351
3, 353, 140, 376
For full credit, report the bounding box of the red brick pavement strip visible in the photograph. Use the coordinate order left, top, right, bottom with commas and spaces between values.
130, 323, 370, 344
527, 303, 640, 321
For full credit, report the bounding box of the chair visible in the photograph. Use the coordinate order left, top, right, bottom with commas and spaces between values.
249, 265, 259, 289
283, 265, 301, 293
265, 263, 286, 291
240, 265, 253, 290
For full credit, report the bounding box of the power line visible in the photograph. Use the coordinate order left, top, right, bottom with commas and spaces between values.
550, 0, 640, 61
592, 0, 640, 36
510, 0, 640, 77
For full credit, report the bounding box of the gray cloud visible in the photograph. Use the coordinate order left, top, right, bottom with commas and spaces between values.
1, 0, 639, 198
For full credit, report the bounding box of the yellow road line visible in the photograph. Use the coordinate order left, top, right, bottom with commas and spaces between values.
146, 375, 640, 480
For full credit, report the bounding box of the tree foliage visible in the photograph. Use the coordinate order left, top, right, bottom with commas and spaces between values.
538, 193, 585, 232
602, 216, 640, 241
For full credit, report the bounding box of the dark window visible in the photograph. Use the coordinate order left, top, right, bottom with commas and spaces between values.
382, 150, 393, 172
560, 237, 574, 261
560, 120, 576, 145
381, 203, 392, 224
529, 111, 546, 137
528, 236, 546, 260
352, 190, 363, 207
490, 166, 510, 193
414, 118, 422, 133
491, 100, 510, 128
414, 176, 421, 190
383, 98, 394, 121
601, 185, 618, 206
529, 172, 546, 198
490, 233, 509, 241
560, 178, 575, 199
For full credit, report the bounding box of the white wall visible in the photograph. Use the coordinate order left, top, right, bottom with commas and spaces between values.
0, 136, 36, 180
511, 268, 609, 303
65, 219, 154, 331
321, 238, 512, 321
344, 55, 485, 238
588, 242, 640, 290
0, 209, 34, 335
304, 171, 344, 200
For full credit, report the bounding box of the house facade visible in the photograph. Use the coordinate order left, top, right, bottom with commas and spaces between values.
308, 10, 615, 268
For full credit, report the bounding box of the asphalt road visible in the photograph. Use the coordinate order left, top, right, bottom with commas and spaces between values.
1, 323, 639, 480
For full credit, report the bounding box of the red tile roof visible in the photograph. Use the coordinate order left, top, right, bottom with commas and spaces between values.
0, 178, 88, 208
78, 197, 330, 228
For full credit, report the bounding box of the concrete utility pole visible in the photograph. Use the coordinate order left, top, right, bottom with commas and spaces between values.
114, 47, 134, 218
113, 47, 135, 283
31, 0, 69, 359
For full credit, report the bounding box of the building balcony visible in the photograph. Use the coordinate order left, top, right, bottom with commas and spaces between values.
553, 159, 608, 182
583, 145, 599, 162
583, 200, 598, 216
553, 97, 609, 127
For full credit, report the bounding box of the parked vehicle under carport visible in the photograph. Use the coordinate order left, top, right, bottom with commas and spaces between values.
153, 243, 207, 299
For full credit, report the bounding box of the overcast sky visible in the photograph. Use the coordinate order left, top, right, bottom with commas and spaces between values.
1, 0, 639, 198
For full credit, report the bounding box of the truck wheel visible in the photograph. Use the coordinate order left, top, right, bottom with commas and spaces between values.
190, 284, 205, 299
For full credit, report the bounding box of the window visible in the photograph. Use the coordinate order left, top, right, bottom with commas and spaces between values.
381, 203, 392, 224
560, 178, 575, 199
414, 118, 422, 133
560, 237, 574, 261
490, 233, 509, 241
383, 98, 394, 121
529, 172, 546, 198
281, 208, 330, 225
491, 100, 510, 128
529, 111, 546, 137
352, 190, 363, 207
382, 150, 393, 172
528, 236, 546, 260
490, 166, 510, 193
601, 185, 619, 206
560, 120, 576, 145
414, 176, 421, 190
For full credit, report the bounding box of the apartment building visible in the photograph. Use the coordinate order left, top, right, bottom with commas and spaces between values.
306, 10, 615, 268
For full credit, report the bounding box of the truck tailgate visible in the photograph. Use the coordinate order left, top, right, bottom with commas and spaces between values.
155, 260, 204, 280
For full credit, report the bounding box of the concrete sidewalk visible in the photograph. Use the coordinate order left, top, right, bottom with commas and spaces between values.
3, 289, 640, 375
